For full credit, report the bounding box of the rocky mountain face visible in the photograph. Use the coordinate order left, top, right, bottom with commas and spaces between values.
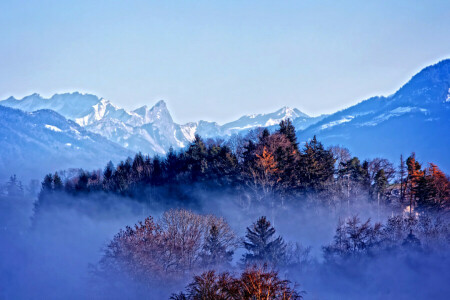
1, 93, 320, 155
0, 106, 132, 181
1, 59, 449, 174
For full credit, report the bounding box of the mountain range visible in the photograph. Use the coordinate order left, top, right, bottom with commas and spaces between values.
0, 106, 133, 182
298, 59, 450, 171
0, 92, 326, 156
1, 59, 449, 181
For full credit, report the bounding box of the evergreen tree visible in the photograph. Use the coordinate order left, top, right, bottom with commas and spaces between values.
278, 118, 298, 151
200, 224, 233, 268
53, 172, 63, 191
242, 216, 286, 266
259, 128, 270, 145
165, 147, 180, 183
151, 156, 164, 186
41, 174, 53, 192
131, 152, 145, 181
75, 171, 89, 192
185, 135, 208, 181
373, 169, 388, 200
103, 161, 115, 190
298, 136, 335, 193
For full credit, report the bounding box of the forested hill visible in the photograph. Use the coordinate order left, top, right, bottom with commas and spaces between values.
35, 120, 450, 215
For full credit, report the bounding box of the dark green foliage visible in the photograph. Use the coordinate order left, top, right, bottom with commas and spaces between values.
298, 136, 335, 192
34, 120, 449, 215
373, 169, 388, 200
278, 118, 298, 151
242, 216, 286, 266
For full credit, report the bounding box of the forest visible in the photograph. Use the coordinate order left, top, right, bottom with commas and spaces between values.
2, 119, 450, 299
36, 119, 449, 213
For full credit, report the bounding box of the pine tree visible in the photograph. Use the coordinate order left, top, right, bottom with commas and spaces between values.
185, 135, 208, 182
103, 161, 115, 190
259, 128, 270, 145
76, 171, 89, 192
200, 224, 233, 269
53, 172, 63, 191
278, 118, 298, 151
242, 216, 286, 266
151, 156, 164, 186
298, 136, 335, 193
374, 169, 388, 200
131, 152, 145, 181
41, 174, 53, 192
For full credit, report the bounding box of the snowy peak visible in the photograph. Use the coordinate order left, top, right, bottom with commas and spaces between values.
0, 92, 103, 120
222, 106, 310, 132
132, 100, 173, 124
274, 106, 309, 119
0, 92, 319, 155
0, 105, 131, 181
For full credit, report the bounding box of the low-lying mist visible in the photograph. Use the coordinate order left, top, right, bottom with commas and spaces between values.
1, 186, 449, 299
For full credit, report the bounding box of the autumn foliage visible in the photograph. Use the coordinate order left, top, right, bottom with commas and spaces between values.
98, 209, 238, 284
171, 265, 303, 300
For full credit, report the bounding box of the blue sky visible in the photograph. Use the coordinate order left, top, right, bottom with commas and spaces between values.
1, 0, 449, 124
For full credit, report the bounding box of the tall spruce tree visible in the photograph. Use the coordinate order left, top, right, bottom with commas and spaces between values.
242, 216, 286, 266
298, 136, 335, 193
278, 118, 298, 151
53, 172, 63, 191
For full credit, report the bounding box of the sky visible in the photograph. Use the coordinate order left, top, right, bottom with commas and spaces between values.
1, 0, 449, 124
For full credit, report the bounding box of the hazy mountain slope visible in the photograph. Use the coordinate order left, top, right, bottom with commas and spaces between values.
0, 106, 132, 182
297, 59, 450, 171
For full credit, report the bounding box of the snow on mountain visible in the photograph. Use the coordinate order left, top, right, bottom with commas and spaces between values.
221, 107, 308, 133
1, 59, 449, 172
1, 94, 317, 155
297, 59, 450, 171
1, 92, 102, 120
0, 106, 132, 182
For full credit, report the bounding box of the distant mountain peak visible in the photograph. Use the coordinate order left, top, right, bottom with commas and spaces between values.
276, 106, 309, 119
154, 99, 167, 107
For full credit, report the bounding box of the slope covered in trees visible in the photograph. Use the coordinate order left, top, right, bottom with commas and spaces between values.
35, 119, 450, 216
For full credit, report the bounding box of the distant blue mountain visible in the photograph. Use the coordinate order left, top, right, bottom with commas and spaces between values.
297, 59, 450, 171
1, 59, 449, 177
0, 106, 132, 182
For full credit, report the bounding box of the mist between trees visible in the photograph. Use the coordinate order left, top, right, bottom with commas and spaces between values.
1, 119, 449, 299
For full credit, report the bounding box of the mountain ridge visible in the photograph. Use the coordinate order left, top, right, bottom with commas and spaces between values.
1, 93, 317, 155
1, 58, 449, 171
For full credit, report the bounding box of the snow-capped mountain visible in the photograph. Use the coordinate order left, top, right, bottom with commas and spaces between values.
2, 59, 449, 171
0, 106, 132, 182
1, 93, 319, 155
297, 59, 450, 171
